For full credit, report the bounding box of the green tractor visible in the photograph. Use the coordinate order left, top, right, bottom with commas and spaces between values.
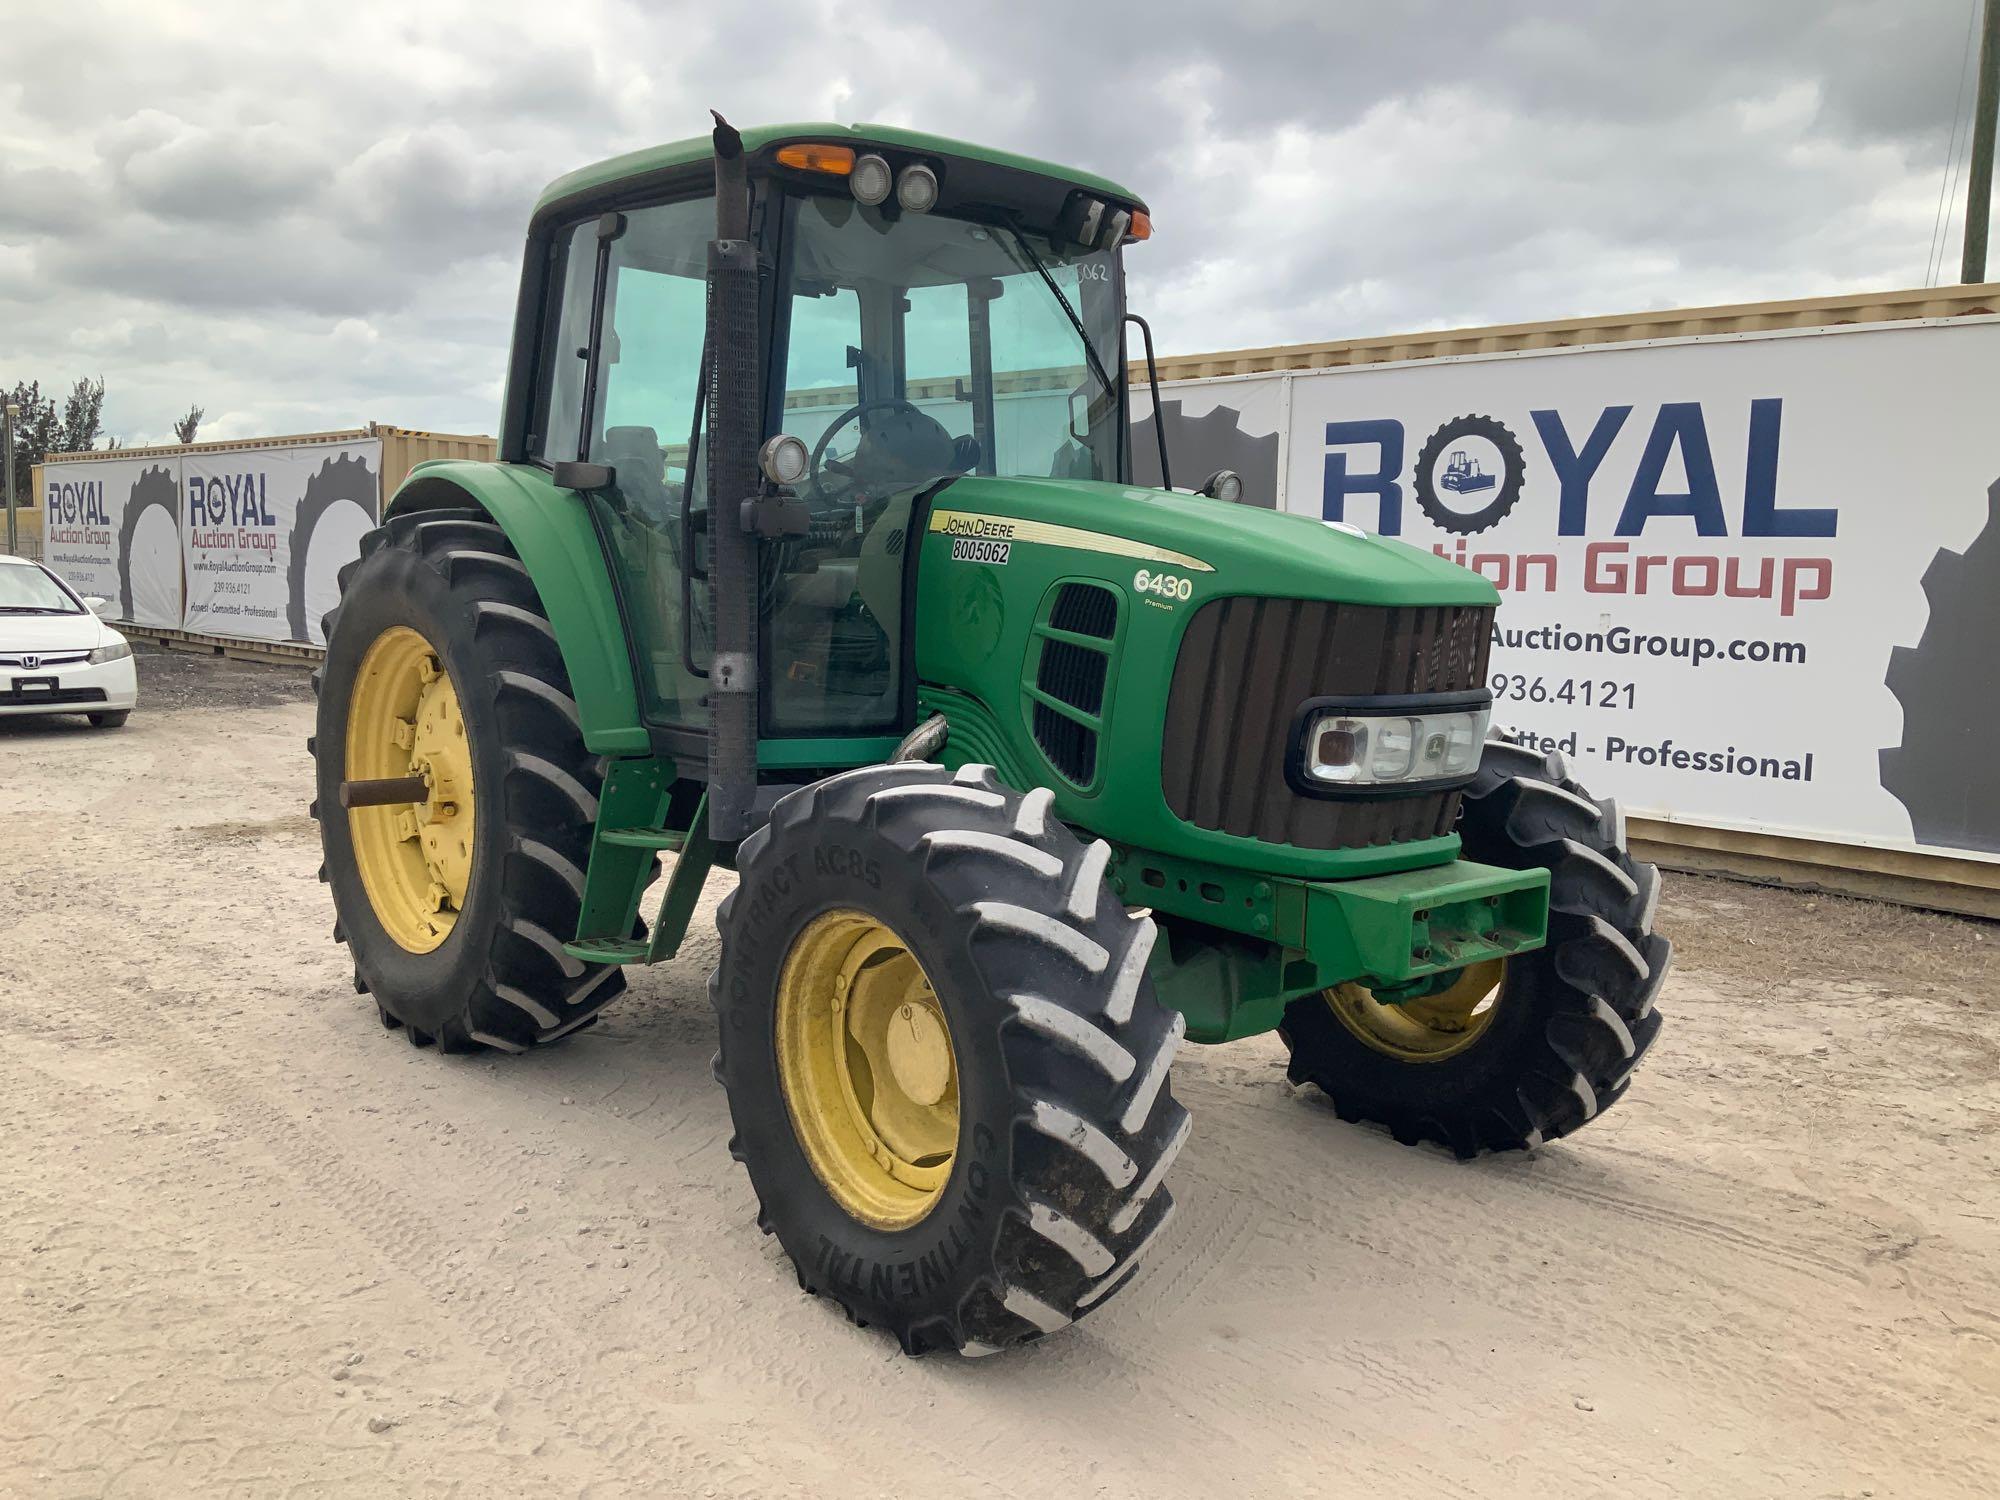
312, 117, 1668, 1356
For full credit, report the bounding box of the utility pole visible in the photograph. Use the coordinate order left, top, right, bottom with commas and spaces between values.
1964, 0, 2000, 282
3, 403, 17, 557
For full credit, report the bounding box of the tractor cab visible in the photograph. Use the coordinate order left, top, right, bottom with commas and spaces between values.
504, 123, 1148, 793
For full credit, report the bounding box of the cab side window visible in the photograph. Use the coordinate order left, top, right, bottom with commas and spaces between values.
533, 220, 597, 462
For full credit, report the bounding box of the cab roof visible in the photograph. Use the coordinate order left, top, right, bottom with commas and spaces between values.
535, 121, 1145, 221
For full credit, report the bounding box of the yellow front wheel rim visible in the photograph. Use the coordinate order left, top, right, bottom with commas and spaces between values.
775, 910, 959, 1230
1326, 959, 1507, 1064
345, 626, 477, 953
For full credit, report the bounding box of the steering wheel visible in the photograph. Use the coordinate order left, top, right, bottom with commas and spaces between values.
806, 398, 928, 507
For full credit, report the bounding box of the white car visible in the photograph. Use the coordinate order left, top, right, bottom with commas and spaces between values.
0, 554, 138, 728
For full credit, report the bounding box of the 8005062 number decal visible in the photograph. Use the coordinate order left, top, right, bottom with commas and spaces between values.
1133, 568, 1193, 602
950, 536, 1011, 565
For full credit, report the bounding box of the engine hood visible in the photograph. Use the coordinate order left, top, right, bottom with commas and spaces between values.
928, 476, 1495, 609
0, 612, 111, 652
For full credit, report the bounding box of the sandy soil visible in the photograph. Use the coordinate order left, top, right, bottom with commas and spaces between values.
3, 647, 1997, 1498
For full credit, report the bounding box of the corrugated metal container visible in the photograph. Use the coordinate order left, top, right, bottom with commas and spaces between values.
373, 424, 497, 483
1133, 282, 2000, 382
30, 422, 496, 509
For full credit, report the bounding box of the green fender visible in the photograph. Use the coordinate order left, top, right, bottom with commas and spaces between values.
385, 459, 650, 755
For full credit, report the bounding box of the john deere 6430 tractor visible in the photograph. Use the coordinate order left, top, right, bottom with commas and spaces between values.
313, 118, 1669, 1356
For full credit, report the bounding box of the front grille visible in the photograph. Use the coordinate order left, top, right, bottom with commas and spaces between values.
1162, 597, 1493, 849
0, 653, 88, 668
1030, 582, 1119, 787
1049, 582, 1119, 639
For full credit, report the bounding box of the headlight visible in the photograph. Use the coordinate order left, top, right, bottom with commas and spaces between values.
88, 640, 132, 665
1302, 700, 1490, 787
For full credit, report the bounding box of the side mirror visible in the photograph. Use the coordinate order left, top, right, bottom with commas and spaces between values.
82, 596, 114, 617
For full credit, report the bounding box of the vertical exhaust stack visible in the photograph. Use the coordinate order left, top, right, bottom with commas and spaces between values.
704, 112, 762, 840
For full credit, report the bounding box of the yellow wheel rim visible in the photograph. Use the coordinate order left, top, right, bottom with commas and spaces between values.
1325, 959, 1507, 1064
774, 910, 959, 1230
344, 625, 476, 953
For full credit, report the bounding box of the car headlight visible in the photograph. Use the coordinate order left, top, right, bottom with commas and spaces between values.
1301, 698, 1491, 788
88, 640, 132, 665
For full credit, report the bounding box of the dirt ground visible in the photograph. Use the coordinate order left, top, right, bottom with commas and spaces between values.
3, 645, 1997, 1499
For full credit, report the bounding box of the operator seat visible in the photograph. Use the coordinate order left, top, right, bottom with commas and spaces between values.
601, 426, 673, 526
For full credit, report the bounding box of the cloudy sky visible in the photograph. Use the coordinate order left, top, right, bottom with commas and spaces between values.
0, 0, 1986, 446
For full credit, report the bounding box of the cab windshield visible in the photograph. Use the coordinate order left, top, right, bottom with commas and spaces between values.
775, 194, 1126, 499
754, 192, 1126, 735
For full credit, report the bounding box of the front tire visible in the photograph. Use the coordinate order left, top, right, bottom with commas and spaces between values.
311, 508, 629, 1052
88, 710, 130, 729
1280, 740, 1670, 1156
713, 762, 1189, 1355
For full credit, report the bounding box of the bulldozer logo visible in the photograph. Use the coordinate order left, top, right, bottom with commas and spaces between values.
1412, 415, 1527, 535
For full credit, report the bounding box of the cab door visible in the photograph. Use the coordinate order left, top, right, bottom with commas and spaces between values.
540, 196, 716, 731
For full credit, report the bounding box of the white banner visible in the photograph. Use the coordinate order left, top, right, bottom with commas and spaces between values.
1141, 318, 2000, 862
39, 457, 183, 628
181, 441, 381, 644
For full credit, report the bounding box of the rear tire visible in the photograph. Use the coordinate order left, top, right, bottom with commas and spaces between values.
713, 762, 1189, 1355
87, 711, 129, 729
1280, 739, 1669, 1156
311, 508, 629, 1052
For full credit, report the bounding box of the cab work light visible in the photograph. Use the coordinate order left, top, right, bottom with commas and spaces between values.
1301, 700, 1491, 788
776, 143, 855, 175
850, 153, 892, 205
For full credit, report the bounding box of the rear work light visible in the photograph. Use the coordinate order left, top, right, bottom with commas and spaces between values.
1299, 698, 1491, 789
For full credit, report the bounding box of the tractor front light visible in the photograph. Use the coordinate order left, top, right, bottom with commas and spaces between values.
896, 164, 939, 213
759, 434, 810, 488
1302, 701, 1491, 789
1196, 468, 1243, 503
850, 154, 892, 206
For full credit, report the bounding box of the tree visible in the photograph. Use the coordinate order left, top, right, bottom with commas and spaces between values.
3, 380, 60, 503
3, 376, 127, 500
174, 404, 205, 444
58, 376, 106, 453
